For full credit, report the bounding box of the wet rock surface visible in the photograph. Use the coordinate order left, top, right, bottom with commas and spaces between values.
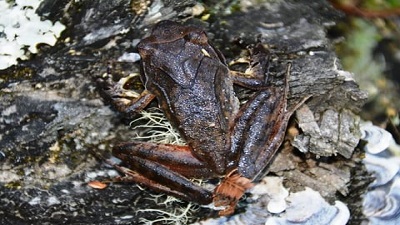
0, 0, 368, 224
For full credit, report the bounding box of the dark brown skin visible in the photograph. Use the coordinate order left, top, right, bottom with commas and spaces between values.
105, 20, 308, 215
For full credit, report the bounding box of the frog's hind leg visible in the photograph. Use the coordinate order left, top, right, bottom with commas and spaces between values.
111, 142, 213, 204
232, 63, 310, 180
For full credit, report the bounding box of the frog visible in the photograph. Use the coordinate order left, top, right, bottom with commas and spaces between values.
101, 20, 308, 216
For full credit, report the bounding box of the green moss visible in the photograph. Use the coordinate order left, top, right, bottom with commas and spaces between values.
336, 18, 384, 97
361, 0, 400, 9
334, 14, 400, 120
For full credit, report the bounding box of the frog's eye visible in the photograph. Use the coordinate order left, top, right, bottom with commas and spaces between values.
184, 31, 208, 45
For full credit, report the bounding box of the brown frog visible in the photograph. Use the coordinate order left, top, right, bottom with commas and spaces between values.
103, 20, 308, 215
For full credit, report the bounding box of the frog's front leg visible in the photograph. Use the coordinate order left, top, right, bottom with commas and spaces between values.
112, 142, 214, 204
98, 72, 156, 117
230, 43, 271, 89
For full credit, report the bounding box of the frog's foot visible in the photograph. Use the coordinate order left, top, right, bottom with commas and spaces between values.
213, 170, 254, 216
98, 71, 138, 101
97, 72, 155, 116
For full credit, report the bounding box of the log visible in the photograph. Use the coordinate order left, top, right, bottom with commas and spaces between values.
0, 0, 368, 224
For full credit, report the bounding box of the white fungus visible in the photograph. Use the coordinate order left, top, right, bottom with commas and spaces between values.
0, 0, 66, 70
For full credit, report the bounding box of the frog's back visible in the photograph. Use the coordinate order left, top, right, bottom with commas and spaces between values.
137, 21, 239, 174
153, 55, 238, 174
